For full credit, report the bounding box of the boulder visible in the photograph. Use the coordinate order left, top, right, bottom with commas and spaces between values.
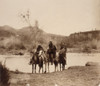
85, 62, 100, 66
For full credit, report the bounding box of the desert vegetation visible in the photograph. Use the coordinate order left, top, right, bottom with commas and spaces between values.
66, 30, 100, 53
0, 24, 100, 54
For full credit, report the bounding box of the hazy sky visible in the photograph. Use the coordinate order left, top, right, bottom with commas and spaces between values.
0, 0, 99, 36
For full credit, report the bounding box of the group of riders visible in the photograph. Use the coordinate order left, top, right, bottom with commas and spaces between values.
30, 41, 67, 73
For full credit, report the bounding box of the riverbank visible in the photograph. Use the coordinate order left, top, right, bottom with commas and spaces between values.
67, 48, 100, 53
10, 65, 100, 86
0, 47, 100, 55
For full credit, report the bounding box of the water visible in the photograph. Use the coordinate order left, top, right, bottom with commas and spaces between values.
0, 53, 100, 73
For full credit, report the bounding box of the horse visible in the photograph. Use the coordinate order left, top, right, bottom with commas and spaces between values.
53, 52, 59, 72
47, 45, 57, 72
53, 47, 67, 72
58, 47, 67, 71
30, 50, 47, 73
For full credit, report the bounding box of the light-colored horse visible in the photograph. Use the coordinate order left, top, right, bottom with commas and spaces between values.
30, 50, 47, 73
54, 48, 67, 71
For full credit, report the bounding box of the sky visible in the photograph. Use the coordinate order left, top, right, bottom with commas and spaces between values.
0, 0, 100, 36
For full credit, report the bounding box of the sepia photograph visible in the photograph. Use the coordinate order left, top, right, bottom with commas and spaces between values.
0, 0, 100, 86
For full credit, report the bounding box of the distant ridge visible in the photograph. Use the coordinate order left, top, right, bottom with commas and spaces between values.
0, 25, 17, 37
0, 25, 67, 50
0, 25, 100, 52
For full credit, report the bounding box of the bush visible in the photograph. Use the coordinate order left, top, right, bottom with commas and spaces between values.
0, 63, 10, 86
91, 44, 97, 49
82, 45, 91, 53
2, 36, 26, 50
8, 43, 26, 50
90, 39, 97, 49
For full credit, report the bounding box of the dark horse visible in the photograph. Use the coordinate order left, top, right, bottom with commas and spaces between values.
47, 41, 56, 63
54, 47, 67, 71
59, 47, 67, 71
30, 50, 47, 73
47, 41, 57, 72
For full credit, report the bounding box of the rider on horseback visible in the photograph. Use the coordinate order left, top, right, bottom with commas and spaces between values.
59, 45, 67, 65
48, 41, 57, 64
48, 41, 56, 56
36, 45, 45, 60
36, 45, 44, 54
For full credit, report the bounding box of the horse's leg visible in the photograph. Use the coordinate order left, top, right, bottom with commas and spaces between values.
54, 61, 56, 72
60, 63, 61, 71
50, 54, 52, 65
63, 60, 66, 70
63, 65, 65, 70
32, 64, 34, 73
42, 61, 44, 73
39, 66, 42, 73
48, 61, 50, 72
42, 66, 44, 73
64, 65, 65, 70
56, 60, 59, 71
52, 54, 54, 65
44, 61, 47, 73
62, 63, 65, 70
39, 67, 40, 73
32, 64, 33, 73
54, 64, 56, 72
35, 64, 36, 73
57, 63, 58, 71
62, 65, 64, 70
63, 63, 66, 70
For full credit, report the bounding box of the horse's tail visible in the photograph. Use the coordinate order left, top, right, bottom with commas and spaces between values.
29, 58, 32, 65
29, 54, 35, 65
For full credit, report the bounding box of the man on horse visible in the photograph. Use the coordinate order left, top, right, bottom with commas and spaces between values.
59, 45, 67, 65
47, 41, 57, 65
36, 45, 44, 54
35, 45, 45, 62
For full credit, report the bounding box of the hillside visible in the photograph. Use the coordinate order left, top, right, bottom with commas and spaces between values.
66, 30, 100, 52
0, 25, 100, 54
0, 25, 67, 54
69, 30, 100, 42
17, 26, 67, 49
0, 25, 17, 37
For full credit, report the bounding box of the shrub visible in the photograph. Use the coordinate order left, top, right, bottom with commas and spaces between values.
90, 39, 97, 49
82, 45, 91, 53
0, 63, 10, 86
91, 44, 97, 49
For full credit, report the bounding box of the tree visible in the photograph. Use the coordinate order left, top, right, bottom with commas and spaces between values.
19, 10, 39, 50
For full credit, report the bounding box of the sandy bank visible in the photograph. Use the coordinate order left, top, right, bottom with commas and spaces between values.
10, 64, 100, 86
